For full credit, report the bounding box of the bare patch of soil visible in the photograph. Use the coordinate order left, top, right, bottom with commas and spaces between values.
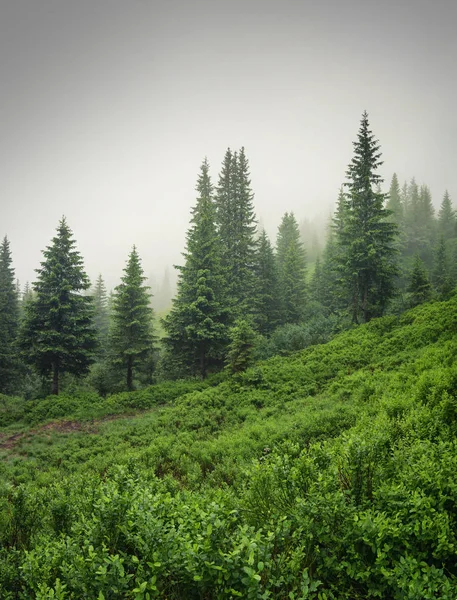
0, 432, 26, 450
0, 408, 156, 453
0, 420, 96, 451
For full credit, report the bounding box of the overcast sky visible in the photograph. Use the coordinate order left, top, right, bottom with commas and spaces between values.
1, 0, 456, 290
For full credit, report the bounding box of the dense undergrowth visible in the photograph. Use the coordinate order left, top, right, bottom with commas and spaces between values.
1, 296, 457, 598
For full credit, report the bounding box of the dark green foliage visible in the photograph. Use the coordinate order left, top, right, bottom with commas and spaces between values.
20, 282, 34, 320
418, 184, 436, 265
403, 179, 435, 268
336, 112, 398, 323
404, 178, 420, 256
0, 237, 20, 394
215, 147, 258, 316
407, 254, 433, 307
319, 210, 347, 315
333, 186, 349, 235
19, 219, 96, 395
110, 246, 155, 391
386, 172, 403, 225
256, 315, 337, 359
438, 190, 455, 241
163, 159, 228, 379
225, 318, 258, 373
387, 174, 407, 270
310, 256, 324, 304
253, 229, 281, 335
432, 236, 453, 299
276, 212, 307, 324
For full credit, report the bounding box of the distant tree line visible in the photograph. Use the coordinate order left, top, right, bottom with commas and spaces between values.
1, 112, 455, 395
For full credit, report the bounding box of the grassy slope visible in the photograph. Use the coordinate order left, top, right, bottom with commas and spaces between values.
1, 296, 457, 598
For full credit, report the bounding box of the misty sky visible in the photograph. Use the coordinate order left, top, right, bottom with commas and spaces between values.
1, 0, 456, 291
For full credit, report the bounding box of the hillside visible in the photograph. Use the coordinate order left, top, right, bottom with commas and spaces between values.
1, 295, 457, 598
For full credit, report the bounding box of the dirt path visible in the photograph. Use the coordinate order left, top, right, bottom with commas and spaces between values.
0, 416, 121, 451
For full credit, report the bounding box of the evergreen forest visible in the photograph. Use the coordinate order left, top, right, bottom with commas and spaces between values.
1, 112, 457, 598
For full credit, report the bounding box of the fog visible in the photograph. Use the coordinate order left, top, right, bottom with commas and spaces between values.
1, 0, 456, 293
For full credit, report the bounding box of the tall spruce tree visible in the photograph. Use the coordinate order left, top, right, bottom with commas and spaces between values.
438, 190, 455, 241
387, 173, 403, 226
215, 147, 258, 316
20, 282, 34, 320
432, 236, 453, 299
253, 229, 281, 335
336, 112, 398, 323
163, 159, 228, 378
333, 187, 349, 235
418, 184, 436, 266
319, 231, 341, 314
386, 173, 408, 289
110, 246, 155, 391
0, 237, 20, 393
310, 256, 324, 305
404, 178, 421, 257
322, 188, 352, 314
92, 274, 110, 357
400, 180, 409, 214
20, 218, 96, 395
407, 254, 432, 307
276, 212, 307, 324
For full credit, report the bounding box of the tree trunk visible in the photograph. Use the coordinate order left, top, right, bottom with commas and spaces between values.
126, 357, 133, 391
52, 363, 59, 395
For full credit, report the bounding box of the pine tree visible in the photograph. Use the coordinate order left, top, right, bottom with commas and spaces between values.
321, 188, 352, 314
276, 212, 307, 324
418, 184, 436, 266
225, 318, 257, 374
336, 112, 398, 323
253, 229, 281, 335
0, 237, 20, 393
215, 147, 258, 316
407, 254, 432, 307
419, 184, 435, 226
92, 274, 110, 357
403, 180, 436, 268
386, 173, 408, 289
310, 256, 324, 305
20, 219, 96, 395
387, 173, 403, 225
404, 178, 421, 257
432, 236, 453, 299
110, 246, 155, 391
22, 282, 34, 304
451, 244, 457, 287
319, 230, 341, 314
312, 190, 349, 315
163, 159, 228, 378
438, 190, 455, 241
333, 186, 350, 235
400, 181, 409, 214
19, 282, 34, 321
